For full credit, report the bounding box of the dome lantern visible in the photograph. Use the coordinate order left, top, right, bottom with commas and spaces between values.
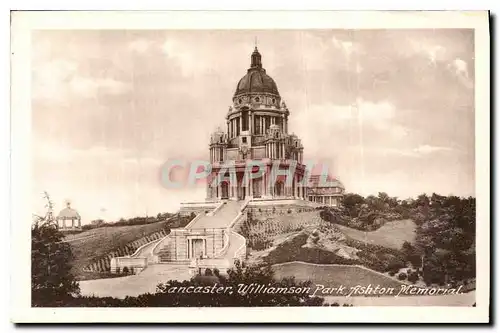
250, 47, 262, 69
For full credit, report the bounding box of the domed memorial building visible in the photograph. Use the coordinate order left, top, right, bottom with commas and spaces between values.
206, 47, 309, 201
182, 46, 344, 214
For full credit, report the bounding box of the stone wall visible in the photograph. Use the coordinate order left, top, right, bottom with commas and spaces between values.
157, 228, 226, 262
110, 257, 148, 274
246, 204, 316, 219
179, 203, 219, 216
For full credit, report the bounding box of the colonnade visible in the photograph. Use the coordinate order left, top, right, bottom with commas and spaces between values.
227, 112, 288, 138
57, 218, 82, 229
308, 195, 341, 207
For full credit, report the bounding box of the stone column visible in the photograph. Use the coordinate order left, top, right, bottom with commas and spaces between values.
250, 112, 253, 135
293, 175, 299, 198
261, 175, 265, 197
263, 168, 267, 196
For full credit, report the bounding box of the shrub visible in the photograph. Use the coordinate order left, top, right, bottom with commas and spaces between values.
386, 258, 406, 272
205, 268, 213, 276
122, 266, 129, 274
388, 271, 396, 276
213, 268, 220, 277
251, 238, 272, 251
398, 273, 407, 281
408, 271, 419, 284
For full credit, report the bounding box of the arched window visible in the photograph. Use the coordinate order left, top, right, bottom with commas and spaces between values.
274, 181, 285, 197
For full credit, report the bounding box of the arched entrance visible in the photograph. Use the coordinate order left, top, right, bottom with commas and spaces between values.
252, 177, 262, 198
274, 181, 284, 197
221, 181, 229, 199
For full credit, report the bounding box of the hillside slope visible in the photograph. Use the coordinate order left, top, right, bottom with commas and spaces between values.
68, 222, 167, 280
335, 219, 416, 249
273, 261, 405, 295
67, 216, 192, 280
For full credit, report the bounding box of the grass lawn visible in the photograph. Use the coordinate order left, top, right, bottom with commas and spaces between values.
273, 262, 405, 296
335, 219, 417, 249
68, 221, 168, 280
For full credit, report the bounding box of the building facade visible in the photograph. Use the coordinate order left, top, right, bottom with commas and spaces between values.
307, 174, 345, 207
207, 47, 309, 202
206, 47, 343, 206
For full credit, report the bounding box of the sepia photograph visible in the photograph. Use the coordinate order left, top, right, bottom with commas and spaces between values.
10, 10, 490, 323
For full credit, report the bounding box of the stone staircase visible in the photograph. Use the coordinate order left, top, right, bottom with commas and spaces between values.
155, 200, 245, 264
187, 200, 242, 230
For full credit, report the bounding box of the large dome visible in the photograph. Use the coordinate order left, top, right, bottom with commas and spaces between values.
234, 47, 280, 97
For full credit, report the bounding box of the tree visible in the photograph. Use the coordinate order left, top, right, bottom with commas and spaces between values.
416, 193, 430, 208
411, 195, 476, 285
377, 192, 390, 204
342, 193, 365, 217
32, 192, 80, 306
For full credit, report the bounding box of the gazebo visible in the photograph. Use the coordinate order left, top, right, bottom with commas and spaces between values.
57, 201, 82, 230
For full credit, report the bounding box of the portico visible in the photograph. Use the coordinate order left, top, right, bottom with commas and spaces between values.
187, 236, 208, 259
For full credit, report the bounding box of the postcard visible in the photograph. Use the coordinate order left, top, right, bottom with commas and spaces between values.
10, 10, 490, 323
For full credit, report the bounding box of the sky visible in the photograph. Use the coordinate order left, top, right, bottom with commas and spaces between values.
31, 29, 475, 222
